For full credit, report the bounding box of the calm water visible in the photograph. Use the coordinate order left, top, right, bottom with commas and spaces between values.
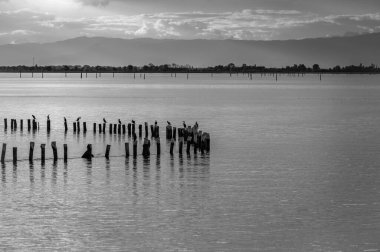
0, 73, 380, 251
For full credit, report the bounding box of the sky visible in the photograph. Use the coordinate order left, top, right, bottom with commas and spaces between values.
0, 0, 380, 44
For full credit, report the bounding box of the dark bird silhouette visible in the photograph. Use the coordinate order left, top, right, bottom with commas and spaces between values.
47, 115, 50, 120
76, 117, 81, 122
103, 118, 107, 123
167, 121, 171, 126
132, 120, 135, 124
155, 120, 157, 125
183, 121, 186, 128
118, 119, 122, 124
32, 115, 36, 120
195, 121, 198, 128
64, 117, 67, 123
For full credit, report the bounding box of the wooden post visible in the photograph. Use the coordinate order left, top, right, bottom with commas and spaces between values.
14, 119, 17, 130
166, 125, 172, 139
40, 144, 45, 163
33, 119, 37, 130
65, 120, 68, 132
156, 137, 161, 155
64, 144, 68, 162
118, 124, 121, 134
133, 139, 137, 158
105, 144, 111, 159
13, 147, 17, 164
29, 142, 35, 162
193, 133, 198, 154
122, 124, 126, 134
125, 142, 130, 157
132, 123, 135, 135
93, 123, 96, 133
109, 123, 113, 134
4, 118, 7, 130
179, 137, 183, 155
138, 124, 142, 138
128, 123, 131, 136
98, 124, 101, 133
51, 141, 58, 162
73, 122, 76, 133
113, 124, 117, 134
47, 119, 51, 132
27, 119, 31, 131
81, 72, 83, 79
77, 121, 80, 132
83, 122, 87, 133
170, 139, 175, 155
205, 133, 210, 152
150, 125, 154, 138
102, 123, 106, 133
20, 119, 23, 131
173, 127, 177, 140
155, 126, 159, 138
1, 143, 6, 163
145, 122, 148, 138
10, 119, 13, 131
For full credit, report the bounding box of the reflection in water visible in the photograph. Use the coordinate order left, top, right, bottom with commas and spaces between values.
29, 162, 34, 184
52, 161, 58, 185
63, 162, 68, 185
1, 163, 6, 184
125, 157, 130, 176
132, 158, 138, 199
12, 163, 17, 183
85, 159, 92, 185
105, 159, 110, 185
41, 163, 45, 184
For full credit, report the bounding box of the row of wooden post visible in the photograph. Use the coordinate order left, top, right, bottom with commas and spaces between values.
4, 118, 39, 131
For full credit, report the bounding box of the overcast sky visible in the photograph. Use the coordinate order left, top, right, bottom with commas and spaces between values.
0, 0, 380, 44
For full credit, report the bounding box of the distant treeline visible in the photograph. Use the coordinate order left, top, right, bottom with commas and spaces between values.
0, 63, 379, 73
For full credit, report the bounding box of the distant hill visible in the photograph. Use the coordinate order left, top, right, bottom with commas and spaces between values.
0, 33, 379, 67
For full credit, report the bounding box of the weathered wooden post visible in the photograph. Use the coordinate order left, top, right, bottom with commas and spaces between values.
20, 119, 23, 131
64, 144, 68, 162
166, 125, 172, 139
138, 124, 142, 138
122, 124, 126, 134
170, 139, 175, 155
150, 125, 154, 137
73, 122, 76, 133
47, 118, 51, 132
128, 123, 131, 136
83, 122, 87, 133
14, 119, 17, 130
109, 123, 113, 134
145, 122, 148, 138
81, 144, 92, 160
113, 124, 117, 134
155, 126, 160, 138
173, 127, 177, 140
105, 144, 111, 159
205, 133, 210, 152
102, 123, 106, 133
193, 132, 198, 154
64, 120, 68, 132
27, 119, 31, 131
98, 124, 101, 133
132, 123, 135, 135
179, 137, 183, 155
125, 142, 130, 157
10, 119, 13, 131
13, 147, 17, 164
29, 142, 35, 162
33, 119, 37, 131
1, 143, 6, 163
51, 141, 58, 162
93, 123, 96, 133
142, 138, 150, 156
156, 137, 160, 155
77, 121, 80, 132
40, 144, 45, 163
133, 139, 137, 158
4, 118, 7, 130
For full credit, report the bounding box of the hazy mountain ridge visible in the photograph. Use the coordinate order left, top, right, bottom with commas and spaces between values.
0, 33, 379, 67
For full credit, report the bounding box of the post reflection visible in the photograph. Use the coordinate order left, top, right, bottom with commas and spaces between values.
12, 163, 17, 183
85, 159, 92, 185
63, 162, 68, 185
105, 159, 110, 185
132, 158, 138, 201
41, 162, 46, 184
29, 162, 34, 185
52, 161, 57, 185
1, 163, 6, 184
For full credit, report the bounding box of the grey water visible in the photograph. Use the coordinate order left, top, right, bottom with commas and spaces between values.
0, 72, 380, 251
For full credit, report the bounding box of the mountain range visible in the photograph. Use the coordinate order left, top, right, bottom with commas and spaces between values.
0, 33, 379, 67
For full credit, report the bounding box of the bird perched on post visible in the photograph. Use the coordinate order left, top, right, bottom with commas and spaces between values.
47, 115, 50, 120
155, 120, 157, 126
103, 118, 107, 123
183, 121, 186, 128
118, 119, 122, 124
167, 121, 171, 126
64, 117, 67, 123
76, 117, 81, 122
32, 115, 36, 120
195, 121, 198, 128
132, 119, 135, 124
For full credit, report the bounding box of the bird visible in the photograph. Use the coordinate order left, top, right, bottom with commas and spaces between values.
32, 115, 36, 120
195, 121, 198, 128
76, 117, 81, 122
64, 117, 67, 123
47, 114, 50, 120
183, 121, 186, 128
118, 119, 122, 124
132, 120, 135, 124
167, 121, 171, 126
103, 118, 107, 123
155, 120, 157, 125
